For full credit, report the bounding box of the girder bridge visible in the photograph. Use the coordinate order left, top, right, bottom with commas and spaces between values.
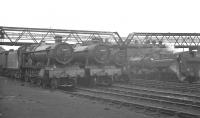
0, 26, 123, 47
125, 32, 200, 49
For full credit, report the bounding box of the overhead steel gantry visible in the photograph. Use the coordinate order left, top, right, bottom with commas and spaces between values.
0, 26, 123, 46
125, 32, 200, 49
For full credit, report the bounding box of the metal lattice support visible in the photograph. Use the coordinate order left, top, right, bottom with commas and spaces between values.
125, 32, 200, 48
0, 26, 123, 46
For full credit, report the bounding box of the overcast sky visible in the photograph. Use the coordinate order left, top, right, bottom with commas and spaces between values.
1, 0, 200, 37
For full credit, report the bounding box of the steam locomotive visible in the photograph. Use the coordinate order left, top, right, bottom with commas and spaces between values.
0, 36, 123, 88
171, 49, 200, 83
72, 41, 122, 86
0, 36, 77, 88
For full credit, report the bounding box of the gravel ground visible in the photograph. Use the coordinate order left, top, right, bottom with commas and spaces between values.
0, 76, 151, 118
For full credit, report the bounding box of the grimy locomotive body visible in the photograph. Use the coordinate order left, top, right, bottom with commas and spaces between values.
0, 36, 78, 88
72, 41, 122, 86
171, 49, 200, 83
0, 36, 122, 88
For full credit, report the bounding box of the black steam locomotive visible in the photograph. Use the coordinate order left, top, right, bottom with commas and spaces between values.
172, 49, 200, 83
0, 36, 77, 88
0, 36, 122, 88
72, 41, 122, 86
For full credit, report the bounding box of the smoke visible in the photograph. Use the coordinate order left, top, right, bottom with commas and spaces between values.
165, 43, 188, 53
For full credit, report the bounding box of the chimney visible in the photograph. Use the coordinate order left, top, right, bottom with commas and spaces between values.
54, 35, 62, 43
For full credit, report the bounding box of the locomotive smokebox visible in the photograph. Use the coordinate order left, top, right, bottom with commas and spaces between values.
113, 50, 126, 67
24, 41, 74, 66
73, 44, 110, 65
51, 43, 74, 65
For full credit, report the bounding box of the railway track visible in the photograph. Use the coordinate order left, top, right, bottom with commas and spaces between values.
103, 85, 200, 107
127, 78, 200, 93
131, 78, 200, 88
10, 75, 200, 117
61, 86, 200, 118
113, 84, 200, 102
